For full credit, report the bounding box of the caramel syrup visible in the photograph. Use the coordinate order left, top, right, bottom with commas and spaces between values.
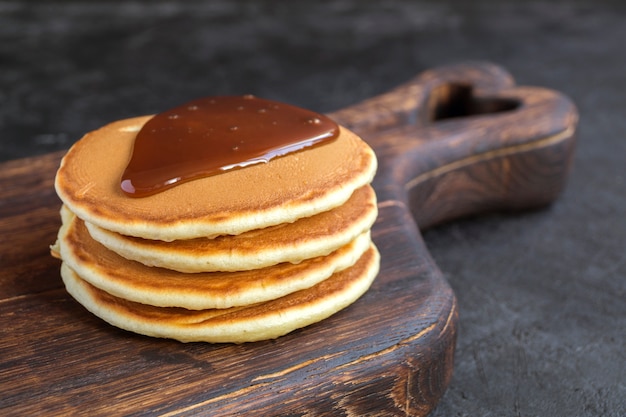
121, 95, 339, 197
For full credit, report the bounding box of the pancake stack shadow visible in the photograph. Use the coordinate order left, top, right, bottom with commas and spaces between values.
51, 114, 380, 343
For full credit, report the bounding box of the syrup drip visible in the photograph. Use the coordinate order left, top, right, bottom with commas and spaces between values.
121, 95, 339, 197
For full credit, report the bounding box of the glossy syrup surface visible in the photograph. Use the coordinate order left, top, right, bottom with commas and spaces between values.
121, 95, 339, 197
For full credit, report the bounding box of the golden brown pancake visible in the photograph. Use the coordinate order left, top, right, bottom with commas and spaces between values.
57, 206, 372, 309
52, 100, 380, 343
60, 245, 380, 343
54, 116, 377, 241
85, 185, 377, 272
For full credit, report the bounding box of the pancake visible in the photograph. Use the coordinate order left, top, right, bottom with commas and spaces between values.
54, 116, 377, 241
57, 206, 372, 309
85, 185, 377, 273
52, 98, 380, 343
60, 245, 380, 343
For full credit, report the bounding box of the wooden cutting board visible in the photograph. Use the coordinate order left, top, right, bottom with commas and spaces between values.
0, 62, 577, 416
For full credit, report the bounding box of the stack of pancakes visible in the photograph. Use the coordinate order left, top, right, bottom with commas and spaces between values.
51, 113, 379, 343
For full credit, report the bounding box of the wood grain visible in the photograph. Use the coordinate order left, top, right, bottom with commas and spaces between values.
0, 62, 577, 416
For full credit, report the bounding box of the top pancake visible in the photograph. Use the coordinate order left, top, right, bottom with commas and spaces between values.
55, 116, 377, 241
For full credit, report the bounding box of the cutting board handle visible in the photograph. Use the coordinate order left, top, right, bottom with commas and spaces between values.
331, 61, 578, 229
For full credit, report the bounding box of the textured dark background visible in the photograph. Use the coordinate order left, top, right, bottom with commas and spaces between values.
1, 1, 624, 415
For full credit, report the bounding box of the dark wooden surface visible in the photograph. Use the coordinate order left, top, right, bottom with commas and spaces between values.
2, 2, 625, 416
0, 62, 576, 415
0, 153, 455, 417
